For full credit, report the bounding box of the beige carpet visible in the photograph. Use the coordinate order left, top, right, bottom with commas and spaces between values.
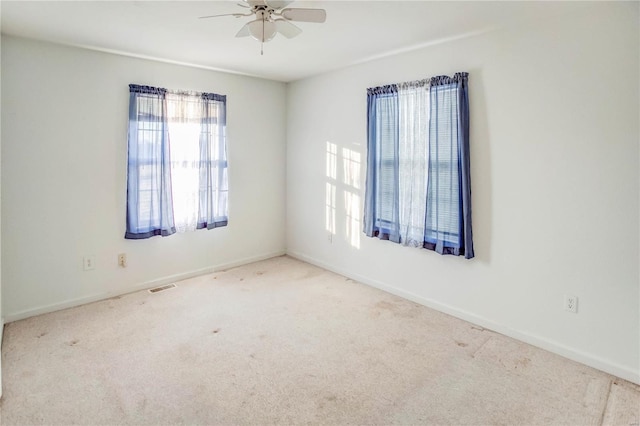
1, 255, 638, 425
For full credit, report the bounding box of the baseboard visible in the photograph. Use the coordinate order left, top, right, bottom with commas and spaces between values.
287, 250, 640, 385
4, 250, 286, 324
212, 250, 287, 272
0, 316, 4, 399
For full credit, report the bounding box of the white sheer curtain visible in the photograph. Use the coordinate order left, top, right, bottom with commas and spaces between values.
398, 81, 430, 247
166, 91, 202, 233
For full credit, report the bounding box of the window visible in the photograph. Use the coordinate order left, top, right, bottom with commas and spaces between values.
363, 73, 473, 258
426, 83, 460, 246
125, 84, 228, 240
374, 93, 398, 228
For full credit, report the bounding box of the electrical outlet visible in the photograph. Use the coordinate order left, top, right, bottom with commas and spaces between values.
564, 295, 578, 313
118, 253, 127, 268
327, 233, 333, 243
83, 256, 96, 271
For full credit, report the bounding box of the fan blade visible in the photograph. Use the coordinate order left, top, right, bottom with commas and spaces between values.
235, 23, 251, 37
275, 19, 302, 38
199, 12, 251, 19
237, 1, 250, 7
246, 0, 267, 6
281, 8, 326, 23
265, 0, 294, 10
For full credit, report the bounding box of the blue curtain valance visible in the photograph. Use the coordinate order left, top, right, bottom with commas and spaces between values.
129, 84, 167, 95
430, 72, 468, 87
129, 84, 225, 102
202, 93, 226, 102
367, 85, 397, 96
368, 74, 468, 94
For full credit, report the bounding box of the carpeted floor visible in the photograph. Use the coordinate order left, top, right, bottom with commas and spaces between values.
1, 255, 638, 425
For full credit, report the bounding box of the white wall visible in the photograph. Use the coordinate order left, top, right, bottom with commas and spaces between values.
1, 36, 286, 321
286, 3, 639, 383
0, 31, 3, 398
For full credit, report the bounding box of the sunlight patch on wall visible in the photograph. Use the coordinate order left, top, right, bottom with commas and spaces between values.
325, 142, 363, 248
342, 147, 361, 189
342, 147, 361, 249
326, 182, 336, 235
325, 142, 337, 235
326, 142, 337, 180
344, 191, 361, 249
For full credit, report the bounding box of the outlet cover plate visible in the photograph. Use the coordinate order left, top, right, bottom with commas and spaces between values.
564, 295, 578, 313
83, 256, 96, 271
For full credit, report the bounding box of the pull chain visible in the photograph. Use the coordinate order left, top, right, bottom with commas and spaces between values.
261, 15, 265, 55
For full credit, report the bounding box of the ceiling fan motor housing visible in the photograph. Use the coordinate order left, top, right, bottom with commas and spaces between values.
200, 0, 326, 48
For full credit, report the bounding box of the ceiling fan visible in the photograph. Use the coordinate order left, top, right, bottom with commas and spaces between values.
199, 0, 326, 54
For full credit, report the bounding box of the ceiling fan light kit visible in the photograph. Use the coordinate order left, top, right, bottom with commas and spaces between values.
247, 12, 277, 42
200, 0, 326, 55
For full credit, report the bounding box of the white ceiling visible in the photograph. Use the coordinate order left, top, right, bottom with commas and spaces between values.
1, 1, 583, 82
